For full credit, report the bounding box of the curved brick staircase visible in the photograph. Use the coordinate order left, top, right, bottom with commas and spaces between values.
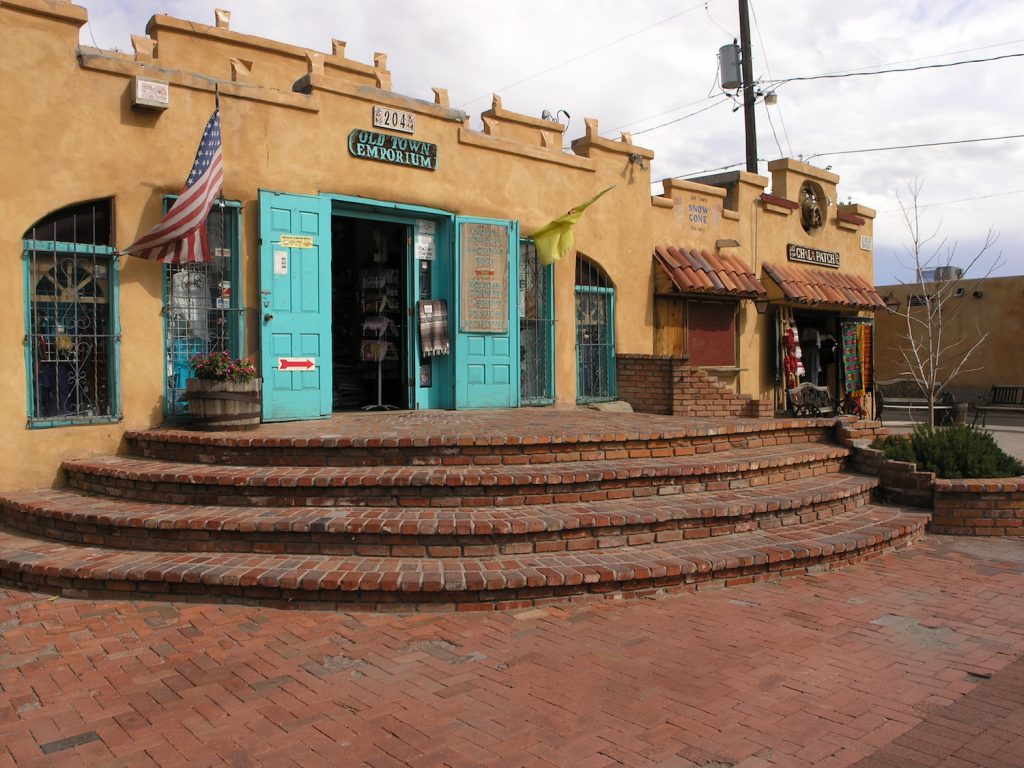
0, 410, 928, 611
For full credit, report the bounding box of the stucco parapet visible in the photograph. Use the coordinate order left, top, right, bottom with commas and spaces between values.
78, 49, 319, 112
689, 170, 769, 191
298, 74, 467, 123
145, 14, 387, 83
570, 118, 655, 160
660, 178, 727, 201
482, 94, 566, 133
838, 203, 876, 220
0, 0, 87, 26
722, 209, 740, 222
458, 128, 596, 171
479, 94, 566, 152
651, 196, 674, 209
767, 158, 840, 185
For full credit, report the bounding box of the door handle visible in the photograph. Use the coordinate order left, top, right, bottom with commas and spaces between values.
263, 314, 274, 322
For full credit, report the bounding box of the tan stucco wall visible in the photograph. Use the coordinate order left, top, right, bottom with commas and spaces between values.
0, 0, 877, 491
874, 275, 1024, 401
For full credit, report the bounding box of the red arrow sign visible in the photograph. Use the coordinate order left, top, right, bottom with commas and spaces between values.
278, 357, 316, 371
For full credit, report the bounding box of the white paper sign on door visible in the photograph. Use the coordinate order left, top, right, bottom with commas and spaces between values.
274, 250, 289, 276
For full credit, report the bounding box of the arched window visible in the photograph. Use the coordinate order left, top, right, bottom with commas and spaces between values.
23, 200, 118, 425
575, 254, 616, 402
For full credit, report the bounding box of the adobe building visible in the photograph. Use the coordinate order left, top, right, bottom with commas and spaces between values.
874, 274, 1024, 403
0, 0, 884, 491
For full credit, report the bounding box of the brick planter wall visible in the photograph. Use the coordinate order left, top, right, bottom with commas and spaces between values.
616, 355, 769, 418
839, 419, 1024, 534
835, 418, 889, 447
850, 445, 936, 509
931, 478, 1024, 536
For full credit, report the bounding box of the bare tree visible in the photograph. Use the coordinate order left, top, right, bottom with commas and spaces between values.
890, 180, 1001, 427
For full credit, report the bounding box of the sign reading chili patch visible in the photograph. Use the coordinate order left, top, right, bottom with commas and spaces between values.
787, 243, 840, 269
348, 129, 437, 171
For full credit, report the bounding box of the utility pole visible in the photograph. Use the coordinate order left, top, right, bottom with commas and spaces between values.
738, 0, 757, 173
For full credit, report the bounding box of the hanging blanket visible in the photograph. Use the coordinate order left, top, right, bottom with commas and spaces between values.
841, 322, 864, 396
419, 299, 450, 357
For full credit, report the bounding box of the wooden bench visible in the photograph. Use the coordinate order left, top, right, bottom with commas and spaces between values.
875, 378, 956, 425
787, 382, 835, 418
971, 384, 1024, 427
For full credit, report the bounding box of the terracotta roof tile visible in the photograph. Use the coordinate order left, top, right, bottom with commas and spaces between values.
762, 262, 886, 310
653, 245, 767, 299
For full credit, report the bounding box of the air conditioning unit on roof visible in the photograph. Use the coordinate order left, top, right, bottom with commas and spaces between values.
933, 266, 963, 282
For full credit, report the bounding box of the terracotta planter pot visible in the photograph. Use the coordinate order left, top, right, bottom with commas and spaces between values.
185, 378, 261, 430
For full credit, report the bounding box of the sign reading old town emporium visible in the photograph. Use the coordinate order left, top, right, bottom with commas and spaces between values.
348, 129, 437, 171
787, 243, 840, 268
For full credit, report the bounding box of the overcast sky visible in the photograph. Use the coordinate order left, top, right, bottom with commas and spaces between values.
84, 0, 1024, 285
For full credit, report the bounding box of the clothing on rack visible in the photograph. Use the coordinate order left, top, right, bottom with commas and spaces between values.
800, 327, 822, 385
418, 299, 450, 357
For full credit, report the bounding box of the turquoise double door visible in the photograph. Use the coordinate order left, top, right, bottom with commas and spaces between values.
258, 190, 519, 421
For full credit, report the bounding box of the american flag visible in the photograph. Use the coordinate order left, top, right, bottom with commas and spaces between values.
121, 99, 224, 263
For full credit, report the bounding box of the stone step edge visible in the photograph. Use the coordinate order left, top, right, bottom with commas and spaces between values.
63, 444, 851, 489
1, 474, 879, 539
0, 508, 930, 609
124, 416, 835, 451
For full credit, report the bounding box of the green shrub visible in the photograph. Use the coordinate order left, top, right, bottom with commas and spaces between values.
870, 425, 1024, 479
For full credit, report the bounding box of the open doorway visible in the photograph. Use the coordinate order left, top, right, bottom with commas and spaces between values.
331, 216, 411, 410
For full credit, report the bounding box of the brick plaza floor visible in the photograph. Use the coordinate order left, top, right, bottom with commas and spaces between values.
2, 535, 1023, 767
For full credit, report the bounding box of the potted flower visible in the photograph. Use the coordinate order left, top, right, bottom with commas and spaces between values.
185, 351, 261, 430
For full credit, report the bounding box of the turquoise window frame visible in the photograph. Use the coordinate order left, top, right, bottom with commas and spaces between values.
23, 239, 121, 428
574, 284, 617, 404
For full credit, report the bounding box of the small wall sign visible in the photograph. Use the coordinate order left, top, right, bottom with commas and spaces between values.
348, 129, 437, 171
273, 250, 289, 276
131, 77, 169, 110
373, 105, 416, 134
787, 243, 840, 269
415, 219, 436, 261
460, 223, 508, 333
279, 235, 314, 249
278, 357, 316, 371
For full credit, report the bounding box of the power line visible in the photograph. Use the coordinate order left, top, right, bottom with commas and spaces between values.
803, 133, 1024, 162
603, 94, 722, 137
766, 51, 1024, 88
790, 38, 1024, 81
629, 97, 734, 138
880, 188, 1024, 215
655, 133, 1024, 187
749, 0, 792, 156
651, 160, 748, 186
455, 0, 712, 109
606, 37, 1024, 145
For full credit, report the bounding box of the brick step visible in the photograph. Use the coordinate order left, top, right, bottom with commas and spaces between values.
0, 473, 878, 555
0, 505, 930, 610
63, 444, 851, 507
125, 416, 833, 467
